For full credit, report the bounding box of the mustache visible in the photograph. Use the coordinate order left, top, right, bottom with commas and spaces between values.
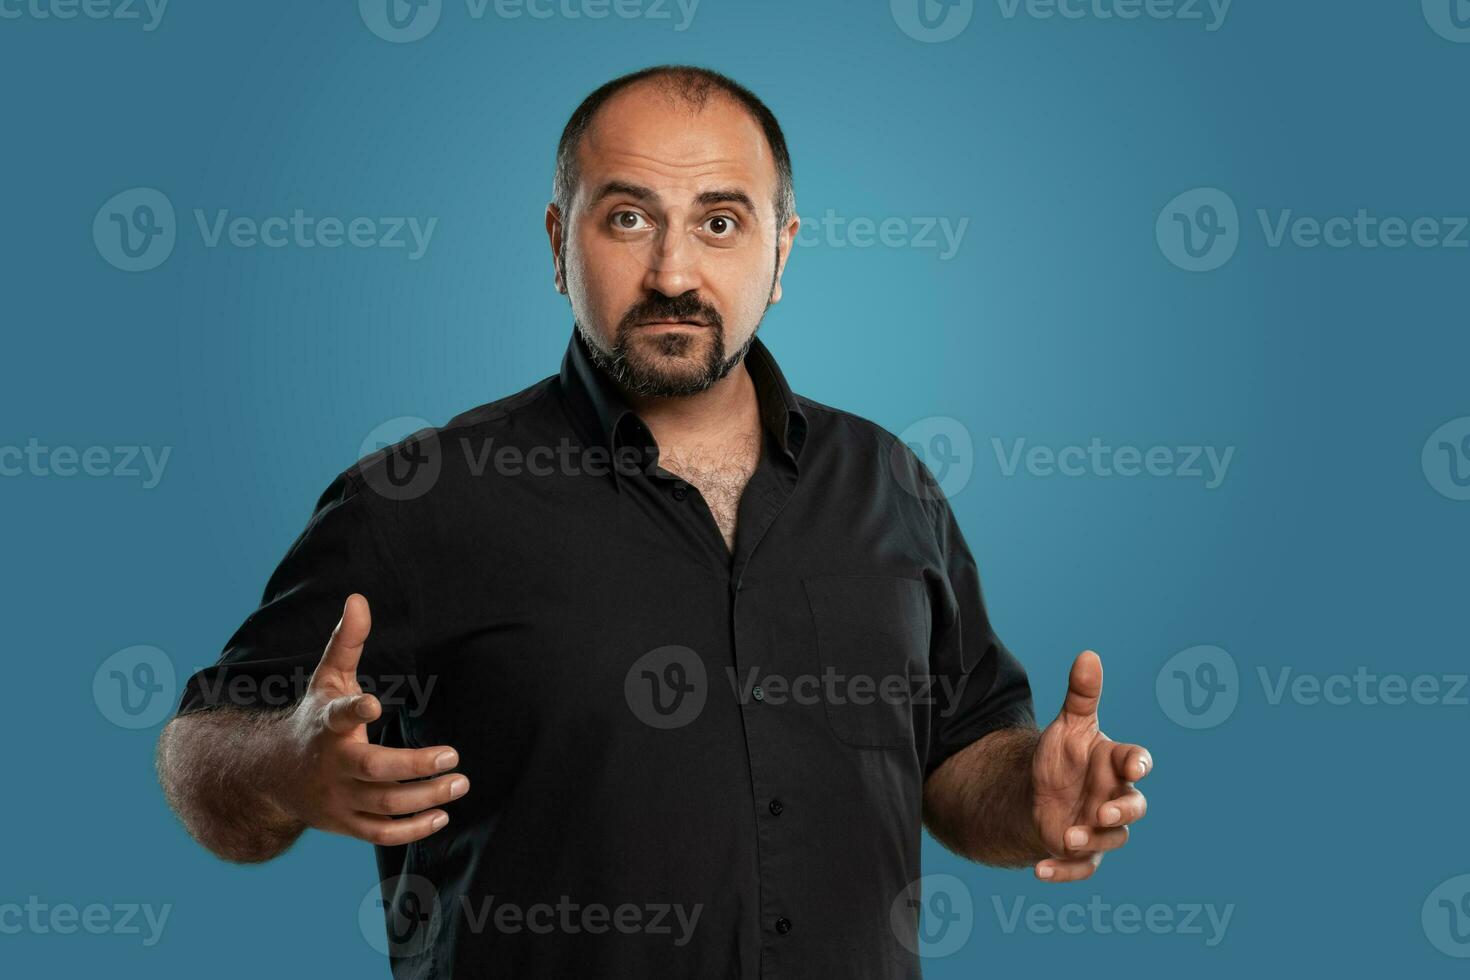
620, 295, 722, 329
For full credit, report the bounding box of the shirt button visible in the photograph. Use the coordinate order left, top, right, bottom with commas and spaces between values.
768, 799, 784, 816
752, 685, 764, 702
672, 485, 687, 500
775, 917, 792, 935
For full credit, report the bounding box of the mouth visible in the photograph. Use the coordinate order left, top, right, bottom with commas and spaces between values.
637, 318, 707, 328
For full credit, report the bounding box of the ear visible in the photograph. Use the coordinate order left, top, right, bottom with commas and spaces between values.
545, 203, 567, 295
770, 213, 800, 305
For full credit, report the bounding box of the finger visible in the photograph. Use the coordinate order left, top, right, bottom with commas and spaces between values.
1110, 741, 1153, 781
340, 808, 452, 847
324, 693, 380, 735
346, 741, 461, 782
352, 772, 470, 816
1064, 824, 1129, 854
1035, 853, 1103, 883
1097, 789, 1148, 827
1060, 650, 1103, 721
1077, 735, 1125, 825
317, 593, 372, 681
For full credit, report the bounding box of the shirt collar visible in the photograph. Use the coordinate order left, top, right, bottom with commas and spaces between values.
558, 324, 809, 486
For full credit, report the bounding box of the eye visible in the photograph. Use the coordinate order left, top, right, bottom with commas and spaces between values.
703, 214, 739, 238
610, 210, 651, 232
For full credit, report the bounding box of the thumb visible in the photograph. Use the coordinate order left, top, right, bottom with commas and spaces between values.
1059, 649, 1103, 722
314, 593, 372, 687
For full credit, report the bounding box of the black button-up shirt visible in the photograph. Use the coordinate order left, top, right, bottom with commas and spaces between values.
173, 325, 1036, 979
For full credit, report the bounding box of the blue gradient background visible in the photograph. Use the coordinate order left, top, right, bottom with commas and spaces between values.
3, 0, 1468, 976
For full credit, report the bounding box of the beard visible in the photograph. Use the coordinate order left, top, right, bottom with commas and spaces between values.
577, 300, 758, 398
567, 245, 780, 397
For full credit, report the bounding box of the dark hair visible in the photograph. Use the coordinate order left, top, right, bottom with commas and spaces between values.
552, 65, 796, 232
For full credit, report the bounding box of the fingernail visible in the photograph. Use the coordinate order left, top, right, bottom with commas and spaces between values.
1136, 760, 1147, 776
1102, 806, 1120, 824
355, 697, 373, 717
1067, 828, 1088, 848
449, 777, 468, 798
435, 751, 458, 770
1037, 865, 1054, 879
430, 813, 448, 830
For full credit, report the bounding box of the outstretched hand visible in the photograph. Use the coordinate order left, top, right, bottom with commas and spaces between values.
1030, 650, 1153, 882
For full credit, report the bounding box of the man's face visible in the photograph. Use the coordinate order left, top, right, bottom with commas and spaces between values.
548, 83, 798, 397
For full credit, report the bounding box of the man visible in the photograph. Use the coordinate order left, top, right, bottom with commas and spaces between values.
156, 64, 1153, 978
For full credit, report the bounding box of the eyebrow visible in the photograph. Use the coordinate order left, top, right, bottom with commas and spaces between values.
588, 180, 760, 220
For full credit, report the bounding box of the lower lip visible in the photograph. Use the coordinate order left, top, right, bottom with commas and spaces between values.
638, 321, 705, 331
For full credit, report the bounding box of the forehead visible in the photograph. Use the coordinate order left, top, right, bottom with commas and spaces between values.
574, 83, 777, 211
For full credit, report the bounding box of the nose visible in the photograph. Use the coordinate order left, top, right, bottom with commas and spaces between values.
641, 225, 703, 298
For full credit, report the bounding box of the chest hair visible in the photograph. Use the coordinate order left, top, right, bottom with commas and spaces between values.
657, 430, 763, 552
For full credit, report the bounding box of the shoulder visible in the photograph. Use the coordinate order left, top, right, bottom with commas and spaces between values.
341, 374, 562, 497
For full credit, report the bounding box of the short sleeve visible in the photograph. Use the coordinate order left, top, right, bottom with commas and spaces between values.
920, 481, 1036, 780
172, 470, 419, 746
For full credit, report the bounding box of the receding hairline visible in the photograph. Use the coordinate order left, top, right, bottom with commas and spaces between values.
572, 90, 775, 214
552, 66, 795, 227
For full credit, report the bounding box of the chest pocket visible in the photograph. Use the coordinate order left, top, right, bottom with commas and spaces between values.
802, 575, 931, 749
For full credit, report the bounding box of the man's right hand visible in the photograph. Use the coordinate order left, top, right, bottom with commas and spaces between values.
271, 593, 468, 846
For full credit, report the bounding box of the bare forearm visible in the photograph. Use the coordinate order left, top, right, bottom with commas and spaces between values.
155, 706, 308, 864
922, 726, 1047, 867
